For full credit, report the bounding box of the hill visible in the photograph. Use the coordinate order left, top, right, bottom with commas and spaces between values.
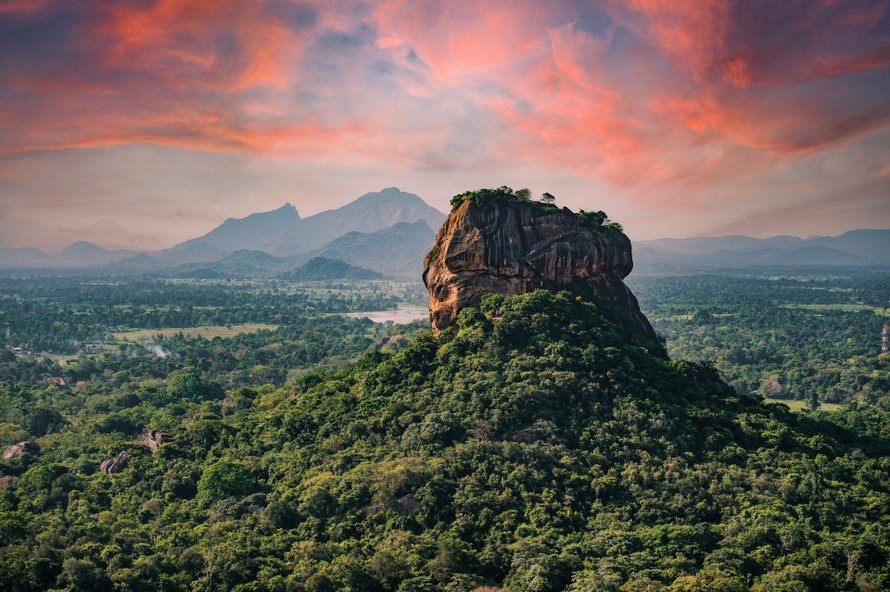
636, 229, 890, 268
169, 249, 299, 279
312, 219, 436, 278
284, 257, 382, 281
0, 242, 136, 268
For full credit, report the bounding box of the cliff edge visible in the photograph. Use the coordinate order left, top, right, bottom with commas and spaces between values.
423, 193, 657, 341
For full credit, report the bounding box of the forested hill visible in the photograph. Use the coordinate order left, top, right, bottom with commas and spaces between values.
1, 291, 889, 590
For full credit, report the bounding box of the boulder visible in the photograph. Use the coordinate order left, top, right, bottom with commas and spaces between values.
100, 451, 132, 474
2, 440, 39, 459
144, 429, 170, 454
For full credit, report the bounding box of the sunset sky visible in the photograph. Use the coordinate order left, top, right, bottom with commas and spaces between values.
1, 0, 889, 251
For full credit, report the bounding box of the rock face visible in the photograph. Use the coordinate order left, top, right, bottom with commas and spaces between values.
423, 199, 657, 340
3, 440, 39, 459
100, 451, 132, 474
144, 430, 170, 454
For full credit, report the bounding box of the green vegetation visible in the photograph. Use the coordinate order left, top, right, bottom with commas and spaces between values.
1, 288, 888, 591
629, 271, 890, 408
284, 257, 382, 282
449, 186, 561, 212
0, 276, 414, 354
577, 209, 623, 233
448, 187, 625, 234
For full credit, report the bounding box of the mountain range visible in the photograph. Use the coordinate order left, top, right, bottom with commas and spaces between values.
160, 187, 444, 263
2, 188, 889, 275
0, 188, 446, 278
635, 229, 890, 268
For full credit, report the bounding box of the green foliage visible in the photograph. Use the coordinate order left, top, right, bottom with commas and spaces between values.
578, 209, 623, 233
515, 188, 532, 201
0, 278, 888, 591
25, 407, 66, 437
166, 372, 205, 401
196, 460, 260, 506
630, 272, 890, 407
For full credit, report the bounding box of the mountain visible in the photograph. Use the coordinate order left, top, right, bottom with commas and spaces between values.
636, 228, 890, 267
0, 247, 53, 267
3, 189, 889, 589
271, 187, 446, 256
169, 250, 300, 279
283, 256, 382, 281
55, 241, 138, 266
311, 220, 436, 278
0, 242, 136, 268
156, 289, 883, 589
164, 188, 447, 262
163, 203, 301, 262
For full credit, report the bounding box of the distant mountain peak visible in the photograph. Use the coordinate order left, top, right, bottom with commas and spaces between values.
58, 241, 108, 255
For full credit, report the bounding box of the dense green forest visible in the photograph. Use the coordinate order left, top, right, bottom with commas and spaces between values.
629, 270, 890, 408
1, 287, 888, 591
0, 276, 422, 354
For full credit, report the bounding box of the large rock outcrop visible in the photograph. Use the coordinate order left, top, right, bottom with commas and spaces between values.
423, 199, 657, 340
3, 440, 39, 459
100, 451, 132, 474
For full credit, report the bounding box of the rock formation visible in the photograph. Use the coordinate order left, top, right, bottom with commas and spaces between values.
144, 429, 169, 454
3, 440, 39, 459
423, 198, 657, 340
100, 451, 132, 474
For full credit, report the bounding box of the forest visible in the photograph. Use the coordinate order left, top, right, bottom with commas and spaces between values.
0, 267, 888, 591
629, 269, 890, 408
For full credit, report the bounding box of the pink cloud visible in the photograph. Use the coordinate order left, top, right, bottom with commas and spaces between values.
0, 0, 888, 204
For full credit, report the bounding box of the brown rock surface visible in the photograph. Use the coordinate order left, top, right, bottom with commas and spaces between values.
100, 451, 132, 474
423, 199, 656, 340
144, 429, 170, 454
3, 440, 39, 459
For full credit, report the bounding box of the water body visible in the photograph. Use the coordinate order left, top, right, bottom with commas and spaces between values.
345, 305, 428, 324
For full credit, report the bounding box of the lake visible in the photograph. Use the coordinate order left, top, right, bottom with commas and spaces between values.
345, 305, 428, 324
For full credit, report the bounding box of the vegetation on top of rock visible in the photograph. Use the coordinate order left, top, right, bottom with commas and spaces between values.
449, 187, 624, 233
450, 186, 559, 212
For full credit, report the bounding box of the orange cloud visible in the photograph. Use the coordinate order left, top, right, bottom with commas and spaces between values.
1, 0, 889, 198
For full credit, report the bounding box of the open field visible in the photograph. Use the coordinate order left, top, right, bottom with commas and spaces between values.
110, 323, 278, 341
782, 303, 890, 316
764, 397, 842, 412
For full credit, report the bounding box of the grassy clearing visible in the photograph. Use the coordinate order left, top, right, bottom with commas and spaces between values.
765, 397, 842, 412
782, 303, 890, 316
110, 323, 278, 341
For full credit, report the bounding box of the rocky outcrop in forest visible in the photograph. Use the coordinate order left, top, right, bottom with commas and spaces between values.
423, 196, 657, 340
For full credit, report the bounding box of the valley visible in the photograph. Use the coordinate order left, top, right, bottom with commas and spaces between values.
0, 190, 888, 591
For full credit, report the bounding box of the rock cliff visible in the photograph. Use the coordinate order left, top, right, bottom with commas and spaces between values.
423, 198, 657, 340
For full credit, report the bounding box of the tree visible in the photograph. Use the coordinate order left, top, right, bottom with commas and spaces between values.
540, 192, 555, 205
167, 372, 205, 401
515, 188, 532, 202
26, 407, 66, 436
807, 391, 820, 411
197, 460, 259, 505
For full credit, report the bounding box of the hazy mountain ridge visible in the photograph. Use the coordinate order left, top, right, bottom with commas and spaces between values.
0, 188, 444, 274
163, 187, 445, 260
636, 229, 890, 267
3, 192, 887, 272
310, 220, 436, 278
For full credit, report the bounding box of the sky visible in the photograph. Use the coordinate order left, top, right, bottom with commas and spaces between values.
0, 0, 889, 251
